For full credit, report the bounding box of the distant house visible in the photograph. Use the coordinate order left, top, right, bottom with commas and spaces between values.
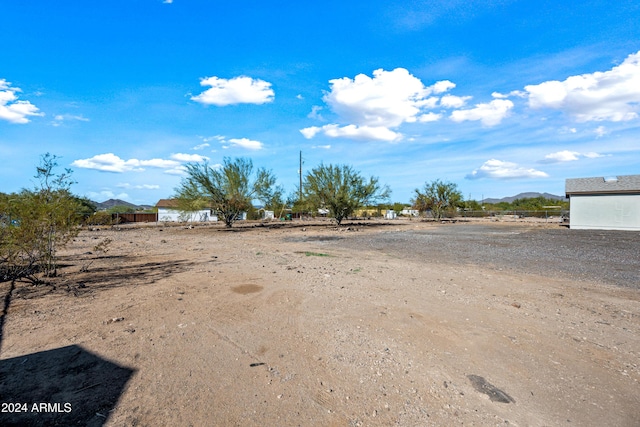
401, 208, 420, 217
156, 199, 218, 223
565, 175, 640, 230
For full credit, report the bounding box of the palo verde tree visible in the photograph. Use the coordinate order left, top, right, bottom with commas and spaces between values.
303, 163, 390, 226
0, 154, 84, 284
412, 179, 463, 221
263, 186, 297, 219
174, 157, 277, 227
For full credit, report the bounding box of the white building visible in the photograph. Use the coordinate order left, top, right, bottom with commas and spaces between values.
385, 210, 397, 219
156, 199, 218, 223
565, 175, 640, 231
401, 208, 420, 217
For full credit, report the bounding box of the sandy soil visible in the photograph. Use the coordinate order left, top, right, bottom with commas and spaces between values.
1, 219, 639, 426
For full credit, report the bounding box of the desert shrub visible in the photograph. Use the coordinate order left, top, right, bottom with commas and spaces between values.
0, 154, 83, 284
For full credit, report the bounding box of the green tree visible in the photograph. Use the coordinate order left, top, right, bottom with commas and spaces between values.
174, 157, 277, 227
262, 185, 290, 218
74, 196, 97, 219
464, 199, 483, 211
303, 163, 390, 225
485, 196, 568, 213
412, 179, 463, 221
392, 202, 407, 215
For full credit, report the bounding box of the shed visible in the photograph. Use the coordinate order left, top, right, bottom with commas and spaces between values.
565, 175, 640, 230
156, 199, 218, 223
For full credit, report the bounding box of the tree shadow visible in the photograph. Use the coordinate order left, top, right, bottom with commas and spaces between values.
0, 344, 135, 426
0, 257, 198, 354
13, 257, 199, 300
215, 219, 409, 232
73, 257, 197, 288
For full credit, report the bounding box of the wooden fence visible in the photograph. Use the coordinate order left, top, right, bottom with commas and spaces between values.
112, 213, 158, 223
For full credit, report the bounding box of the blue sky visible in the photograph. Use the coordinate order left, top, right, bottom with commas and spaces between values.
2, 1, 639, 205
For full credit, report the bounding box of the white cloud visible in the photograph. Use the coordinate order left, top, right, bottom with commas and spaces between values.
191, 76, 274, 106
138, 158, 181, 168
300, 126, 322, 139
418, 112, 442, 122
557, 126, 578, 134
164, 166, 189, 175
300, 124, 401, 142
302, 68, 462, 141
226, 138, 264, 150
593, 126, 607, 138
170, 153, 209, 162
450, 99, 513, 126
201, 135, 264, 150
312, 144, 331, 149
117, 183, 161, 190
466, 159, 548, 180
72, 152, 212, 173
525, 50, 640, 122
307, 105, 324, 120
303, 67, 520, 141
163, 0, 173, 3
192, 143, 210, 150
324, 68, 451, 128
541, 150, 581, 163
51, 114, 89, 126
414, 97, 439, 109
492, 90, 526, 99
440, 94, 471, 108
71, 153, 180, 173
72, 153, 141, 173
200, 135, 226, 143
539, 150, 608, 164
0, 79, 43, 124
432, 80, 456, 94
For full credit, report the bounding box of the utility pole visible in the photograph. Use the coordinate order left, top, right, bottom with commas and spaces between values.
299, 150, 303, 202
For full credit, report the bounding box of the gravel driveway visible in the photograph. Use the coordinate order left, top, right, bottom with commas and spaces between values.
320, 223, 640, 289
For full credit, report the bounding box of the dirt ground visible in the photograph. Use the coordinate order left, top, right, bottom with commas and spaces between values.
1, 219, 639, 426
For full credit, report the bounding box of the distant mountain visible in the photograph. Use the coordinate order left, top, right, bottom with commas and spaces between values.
94, 199, 146, 211
482, 192, 567, 204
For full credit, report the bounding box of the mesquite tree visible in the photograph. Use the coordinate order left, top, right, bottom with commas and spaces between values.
174, 157, 277, 227
412, 179, 462, 220
303, 163, 390, 225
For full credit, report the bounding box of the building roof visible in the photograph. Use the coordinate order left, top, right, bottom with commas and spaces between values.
566, 174, 640, 196
155, 199, 180, 208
